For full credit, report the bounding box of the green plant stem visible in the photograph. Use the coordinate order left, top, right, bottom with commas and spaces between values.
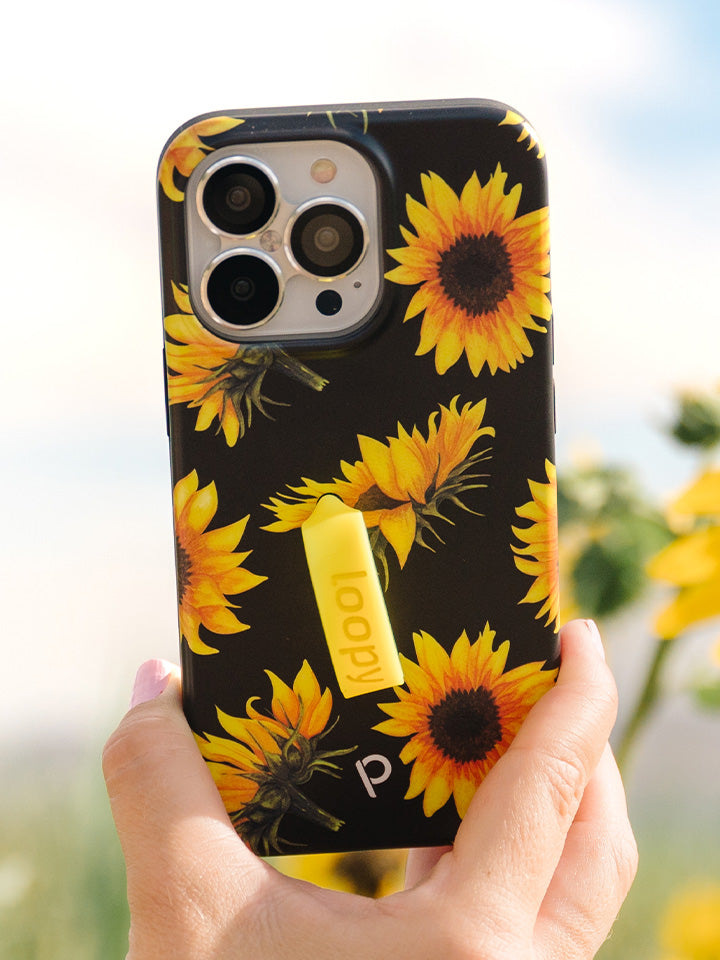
615, 636, 677, 773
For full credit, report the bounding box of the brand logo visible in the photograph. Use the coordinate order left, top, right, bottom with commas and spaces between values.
356, 753, 392, 798
331, 571, 385, 685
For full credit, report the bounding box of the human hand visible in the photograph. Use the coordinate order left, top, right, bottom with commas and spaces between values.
102, 619, 637, 960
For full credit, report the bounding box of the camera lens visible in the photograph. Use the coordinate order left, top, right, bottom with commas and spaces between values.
205, 254, 280, 326
201, 162, 276, 235
290, 203, 365, 277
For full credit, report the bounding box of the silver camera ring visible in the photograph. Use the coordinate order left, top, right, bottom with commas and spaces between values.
285, 196, 369, 280
200, 247, 285, 332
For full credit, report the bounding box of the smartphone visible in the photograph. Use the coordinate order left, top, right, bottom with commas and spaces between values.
157, 99, 559, 856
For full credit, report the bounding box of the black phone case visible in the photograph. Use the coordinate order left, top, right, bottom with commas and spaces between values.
158, 99, 559, 855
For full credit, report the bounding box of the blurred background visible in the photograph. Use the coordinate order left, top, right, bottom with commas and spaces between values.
1, 0, 719, 956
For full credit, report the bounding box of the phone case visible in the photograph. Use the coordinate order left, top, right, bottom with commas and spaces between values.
158, 99, 559, 856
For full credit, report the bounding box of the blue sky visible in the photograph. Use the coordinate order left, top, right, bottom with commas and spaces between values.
1, 0, 718, 740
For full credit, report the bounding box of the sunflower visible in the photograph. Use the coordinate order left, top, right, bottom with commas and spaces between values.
511, 459, 560, 631
165, 282, 328, 446
174, 469, 266, 655
159, 116, 244, 201
385, 165, 551, 376
195, 660, 355, 854
647, 468, 720, 639
263, 397, 494, 581
375, 626, 556, 818
499, 109, 545, 159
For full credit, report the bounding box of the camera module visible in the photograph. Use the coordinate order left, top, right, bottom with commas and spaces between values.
200, 160, 276, 235
204, 252, 281, 327
290, 202, 366, 278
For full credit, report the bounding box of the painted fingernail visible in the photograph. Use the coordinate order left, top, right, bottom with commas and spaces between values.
584, 619, 605, 661
130, 659, 174, 707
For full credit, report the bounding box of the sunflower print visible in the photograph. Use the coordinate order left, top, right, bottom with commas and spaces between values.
385, 166, 551, 376
159, 116, 244, 201
375, 626, 557, 818
165, 282, 328, 446
174, 469, 266, 655
195, 660, 355, 854
499, 109, 545, 159
263, 397, 494, 582
511, 460, 560, 631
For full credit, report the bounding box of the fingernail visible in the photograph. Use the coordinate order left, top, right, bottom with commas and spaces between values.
584, 619, 606, 661
130, 659, 174, 707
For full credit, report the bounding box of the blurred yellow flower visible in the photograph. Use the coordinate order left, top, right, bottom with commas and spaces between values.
648, 469, 720, 639
659, 882, 720, 960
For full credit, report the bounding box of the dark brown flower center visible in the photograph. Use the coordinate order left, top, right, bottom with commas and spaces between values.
428, 687, 502, 764
175, 537, 191, 600
438, 232, 513, 316
354, 485, 407, 511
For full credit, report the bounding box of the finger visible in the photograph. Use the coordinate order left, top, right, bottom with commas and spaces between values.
449, 620, 618, 921
535, 745, 638, 960
404, 846, 452, 889
102, 662, 272, 920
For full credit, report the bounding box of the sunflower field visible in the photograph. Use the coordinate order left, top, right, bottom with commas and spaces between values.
1, 389, 718, 959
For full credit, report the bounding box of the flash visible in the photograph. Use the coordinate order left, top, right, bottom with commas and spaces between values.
260, 229, 282, 252
311, 158, 337, 184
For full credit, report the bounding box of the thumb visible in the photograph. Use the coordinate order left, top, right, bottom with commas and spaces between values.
102, 660, 264, 912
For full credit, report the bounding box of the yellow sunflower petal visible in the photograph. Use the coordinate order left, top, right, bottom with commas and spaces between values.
655, 580, 720, 640
184, 481, 219, 534
404, 284, 435, 321
422, 770, 454, 816
192, 392, 225, 432
434, 322, 465, 375
293, 659, 322, 712
217, 567, 267, 596
378, 502, 417, 568
194, 116, 245, 138
180, 606, 220, 655
673, 469, 720, 515
650, 528, 720, 586
422, 171, 461, 232
201, 605, 247, 635
458, 171, 482, 224
405, 754, 434, 799
305, 687, 333, 739
357, 434, 402, 500
374, 715, 417, 738
165, 311, 230, 349
265, 670, 301, 727
384, 263, 425, 285
453, 776, 478, 819
158, 159, 185, 202
399, 655, 440, 701
173, 469, 199, 517
202, 516, 249, 553
406, 193, 445, 248
413, 630, 452, 684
